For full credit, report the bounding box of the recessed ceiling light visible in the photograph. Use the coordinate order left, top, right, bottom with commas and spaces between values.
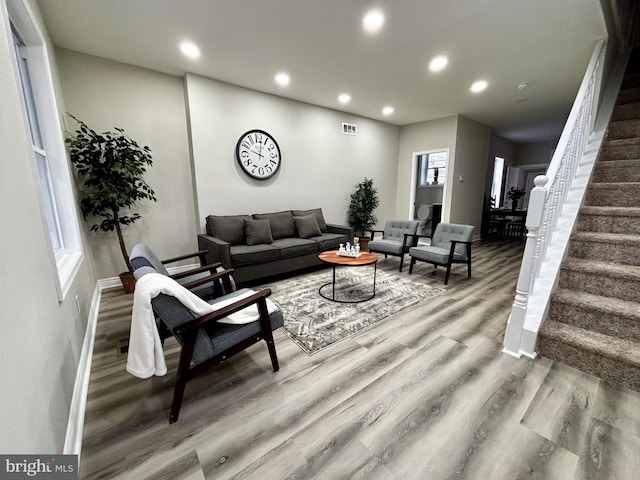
517, 82, 529, 90
338, 93, 351, 104
275, 72, 290, 87
362, 9, 385, 33
179, 41, 201, 59
429, 55, 448, 72
470, 80, 488, 93
382, 106, 394, 116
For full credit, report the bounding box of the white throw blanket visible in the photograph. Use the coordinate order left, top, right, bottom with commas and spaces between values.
126, 273, 278, 379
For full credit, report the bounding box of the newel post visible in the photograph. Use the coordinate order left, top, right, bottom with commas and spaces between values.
502, 175, 548, 358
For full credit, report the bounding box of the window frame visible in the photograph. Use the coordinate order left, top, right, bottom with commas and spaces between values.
7, 0, 84, 301
418, 150, 448, 188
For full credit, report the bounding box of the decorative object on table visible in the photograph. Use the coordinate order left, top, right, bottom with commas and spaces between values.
347, 177, 380, 252
337, 242, 361, 257
260, 268, 444, 355
66, 114, 157, 293
235, 129, 281, 180
506, 186, 526, 211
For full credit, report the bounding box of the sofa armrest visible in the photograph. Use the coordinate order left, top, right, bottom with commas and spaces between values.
198, 234, 232, 269
326, 223, 354, 243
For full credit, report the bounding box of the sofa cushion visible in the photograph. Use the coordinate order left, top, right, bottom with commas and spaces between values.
244, 218, 274, 246
292, 208, 328, 232
310, 232, 349, 251
206, 215, 251, 245
253, 210, 296, 239
230, 244, 280, 266
293, 214, 322, 239
271, 237, 318, 259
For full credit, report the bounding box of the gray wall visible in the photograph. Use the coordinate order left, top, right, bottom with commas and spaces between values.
450, 116, 491, 229
57, 49, 198, 279
395, 115, 458, 221
514, 139, 558, 166
185, 73, 400, 231
0, 0, 97, 453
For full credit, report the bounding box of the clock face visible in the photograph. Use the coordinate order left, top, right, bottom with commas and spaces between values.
235, 129, 281, 180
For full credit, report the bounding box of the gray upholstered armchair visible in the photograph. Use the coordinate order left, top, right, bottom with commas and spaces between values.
368, 220, 419, 271
408, 223, 475, 284
132, 265, 283, 423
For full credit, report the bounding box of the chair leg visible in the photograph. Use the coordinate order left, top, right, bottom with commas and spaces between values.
169, 334, 196, 423
467, 244, 472, 278
399, 254, 404, 272
266, 336, 279, 372
444, 264, 452, 285
409, 257, 416, 274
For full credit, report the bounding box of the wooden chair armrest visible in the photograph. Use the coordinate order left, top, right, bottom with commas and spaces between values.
174, 288, 272, 334
369, 229, 385, 240
180, 268, 234, 290
162, 249, 209, 265
170, 262, 222, 280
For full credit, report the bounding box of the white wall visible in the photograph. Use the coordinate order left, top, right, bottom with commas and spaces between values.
57, 49, 198, 278
0, 0, 97, 453
185, 74, 400, 230
395, 116, 458, 221
450, 116, 491, 229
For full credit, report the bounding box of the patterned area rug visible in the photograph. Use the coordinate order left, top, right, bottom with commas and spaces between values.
260, 267, 445, 355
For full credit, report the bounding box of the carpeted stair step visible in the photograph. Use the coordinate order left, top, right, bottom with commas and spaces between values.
537, 320, 640, 391
607, 118, 640, 140
559, 258, 640, 303
599, 137, 640, 160
548, 289, 640, 342
576, 206, 640, 234
584, 182, 640, 207
568, 231, 640, 267
616, 86, 640, 105
592, 159, 640, 182
610, 101, 640, 121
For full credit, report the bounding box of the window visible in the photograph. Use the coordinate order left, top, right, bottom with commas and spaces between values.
418, 151, 447, 187
491, 156, 505, 208
9, 1, 83, 301
13, 29, 64, 252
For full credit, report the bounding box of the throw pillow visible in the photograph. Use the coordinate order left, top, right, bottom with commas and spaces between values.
244, 218, 274, 246
294, 214, 322, 239
292, 208, 328, 232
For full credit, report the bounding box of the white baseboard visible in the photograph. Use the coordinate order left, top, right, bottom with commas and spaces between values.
63, 283, 102, 457
97, 263, 200, 290
64, 262, 201, 457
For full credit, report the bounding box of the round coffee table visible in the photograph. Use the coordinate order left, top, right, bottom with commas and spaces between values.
318, 250, 378, 303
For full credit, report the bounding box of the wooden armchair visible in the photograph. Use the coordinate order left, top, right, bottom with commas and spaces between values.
368, 220, 419, 271
133, 266, 283, 423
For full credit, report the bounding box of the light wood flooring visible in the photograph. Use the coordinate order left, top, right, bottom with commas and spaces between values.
80, 240, 640, 479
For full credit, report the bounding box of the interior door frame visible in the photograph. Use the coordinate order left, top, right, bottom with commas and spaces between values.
408, 148, 450, 220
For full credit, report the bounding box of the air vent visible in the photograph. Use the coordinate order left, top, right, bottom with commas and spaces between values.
342, 122, 357, 135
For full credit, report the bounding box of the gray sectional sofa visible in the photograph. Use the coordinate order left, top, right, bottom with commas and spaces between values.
197, 208, 353, 284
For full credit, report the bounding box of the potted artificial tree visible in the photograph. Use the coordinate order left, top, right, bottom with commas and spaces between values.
506, 186, 526, 211
66, 115, 157, 292
347, 177, 380, 252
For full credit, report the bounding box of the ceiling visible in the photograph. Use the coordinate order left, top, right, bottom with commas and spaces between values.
37, 0, 607, 143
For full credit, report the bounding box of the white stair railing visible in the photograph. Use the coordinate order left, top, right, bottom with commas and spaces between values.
503, 39, 606, 358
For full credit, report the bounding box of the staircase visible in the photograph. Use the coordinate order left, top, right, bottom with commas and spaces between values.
537, 57, 640, 391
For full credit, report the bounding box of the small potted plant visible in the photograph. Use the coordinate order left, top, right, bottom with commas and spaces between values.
506, 186, 526, 211
66, 115, 157, 292
347, 177, 380, 251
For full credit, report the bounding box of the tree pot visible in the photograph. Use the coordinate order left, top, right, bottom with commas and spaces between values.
119, 272, 136, 293
358, 237, 370, 252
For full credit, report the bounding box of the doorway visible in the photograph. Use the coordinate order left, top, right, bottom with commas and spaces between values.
408, 148, 449, 235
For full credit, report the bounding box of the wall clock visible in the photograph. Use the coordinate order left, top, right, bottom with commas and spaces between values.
235, 129, 281, 180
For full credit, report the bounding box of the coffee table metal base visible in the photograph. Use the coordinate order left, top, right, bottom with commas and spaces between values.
319, 263, 377, 303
